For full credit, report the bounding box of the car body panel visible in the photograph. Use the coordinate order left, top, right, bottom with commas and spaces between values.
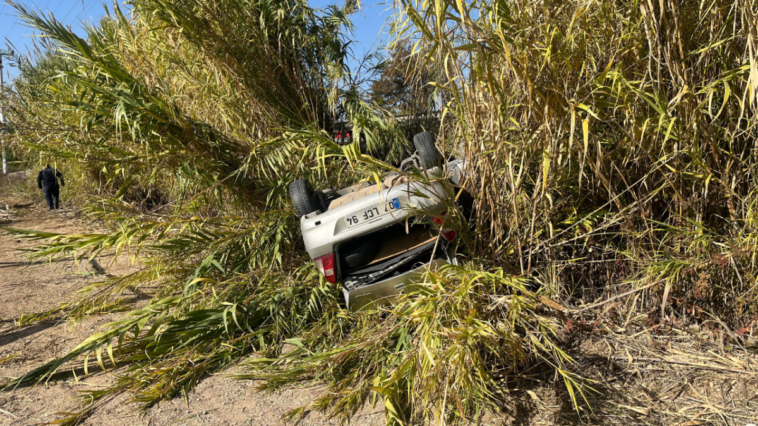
343, 256, 453, 311
301, 172, 450, 260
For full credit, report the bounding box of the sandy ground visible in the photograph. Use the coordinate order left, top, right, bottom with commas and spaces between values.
0, 191, 385, 426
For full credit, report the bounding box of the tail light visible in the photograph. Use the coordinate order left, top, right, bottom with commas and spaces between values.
433, 215, 457, 242
314, 253, 337, 283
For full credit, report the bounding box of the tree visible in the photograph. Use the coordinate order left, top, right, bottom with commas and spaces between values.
370, 40, 438, 139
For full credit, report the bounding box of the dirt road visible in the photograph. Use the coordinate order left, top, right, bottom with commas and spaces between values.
0, 196, 384, 426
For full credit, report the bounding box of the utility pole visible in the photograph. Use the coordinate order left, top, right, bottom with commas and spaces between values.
0, 49, 14, 176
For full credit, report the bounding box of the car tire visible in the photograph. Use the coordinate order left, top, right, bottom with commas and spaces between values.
413, 132, 441, 170
340, 237, 381, 270
290, 178, 319, 218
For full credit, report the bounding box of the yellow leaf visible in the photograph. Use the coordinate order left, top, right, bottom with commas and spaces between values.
715, 81, 730, 119
435, 0, 442, 36
422, 340, 436, 367
663, 117, 677, 143
542, 150, 550, 195
568, 109, 576, 154
107, 341, 116, 367
577, 103, 599, 119
582, 119, 589, 157
578, 119, 589, 186
455, 0, 465, 22
96, 346, 106, 371
189, 277, 217, 285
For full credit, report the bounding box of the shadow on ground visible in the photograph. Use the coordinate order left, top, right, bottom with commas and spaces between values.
0, 321, 57, 348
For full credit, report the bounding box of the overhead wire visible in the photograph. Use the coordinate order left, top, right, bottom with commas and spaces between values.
2, 19, 18, 40
4, 0, 57, 45
39, 0, 56, 15
4, 0, 90, 41
71, 0, 99, 28
3, 0, 101, 83
3, 0, 56, 45
61, 0, 93, 22
49, 0, 71, 17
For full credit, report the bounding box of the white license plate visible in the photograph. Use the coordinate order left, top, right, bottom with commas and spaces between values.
344, 197, 401, 228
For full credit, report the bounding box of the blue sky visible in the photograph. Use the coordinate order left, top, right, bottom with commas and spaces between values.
0, 0, 391, 82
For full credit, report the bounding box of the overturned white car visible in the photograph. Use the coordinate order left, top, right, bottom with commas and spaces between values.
289, 132, 466, 310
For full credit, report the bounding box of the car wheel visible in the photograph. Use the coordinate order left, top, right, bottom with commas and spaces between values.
413, 132, 441, 170
289, 178, 319, 218
340, 237, 381, 270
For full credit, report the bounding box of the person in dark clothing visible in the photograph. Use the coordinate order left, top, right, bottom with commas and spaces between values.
37, 164, 65, 210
